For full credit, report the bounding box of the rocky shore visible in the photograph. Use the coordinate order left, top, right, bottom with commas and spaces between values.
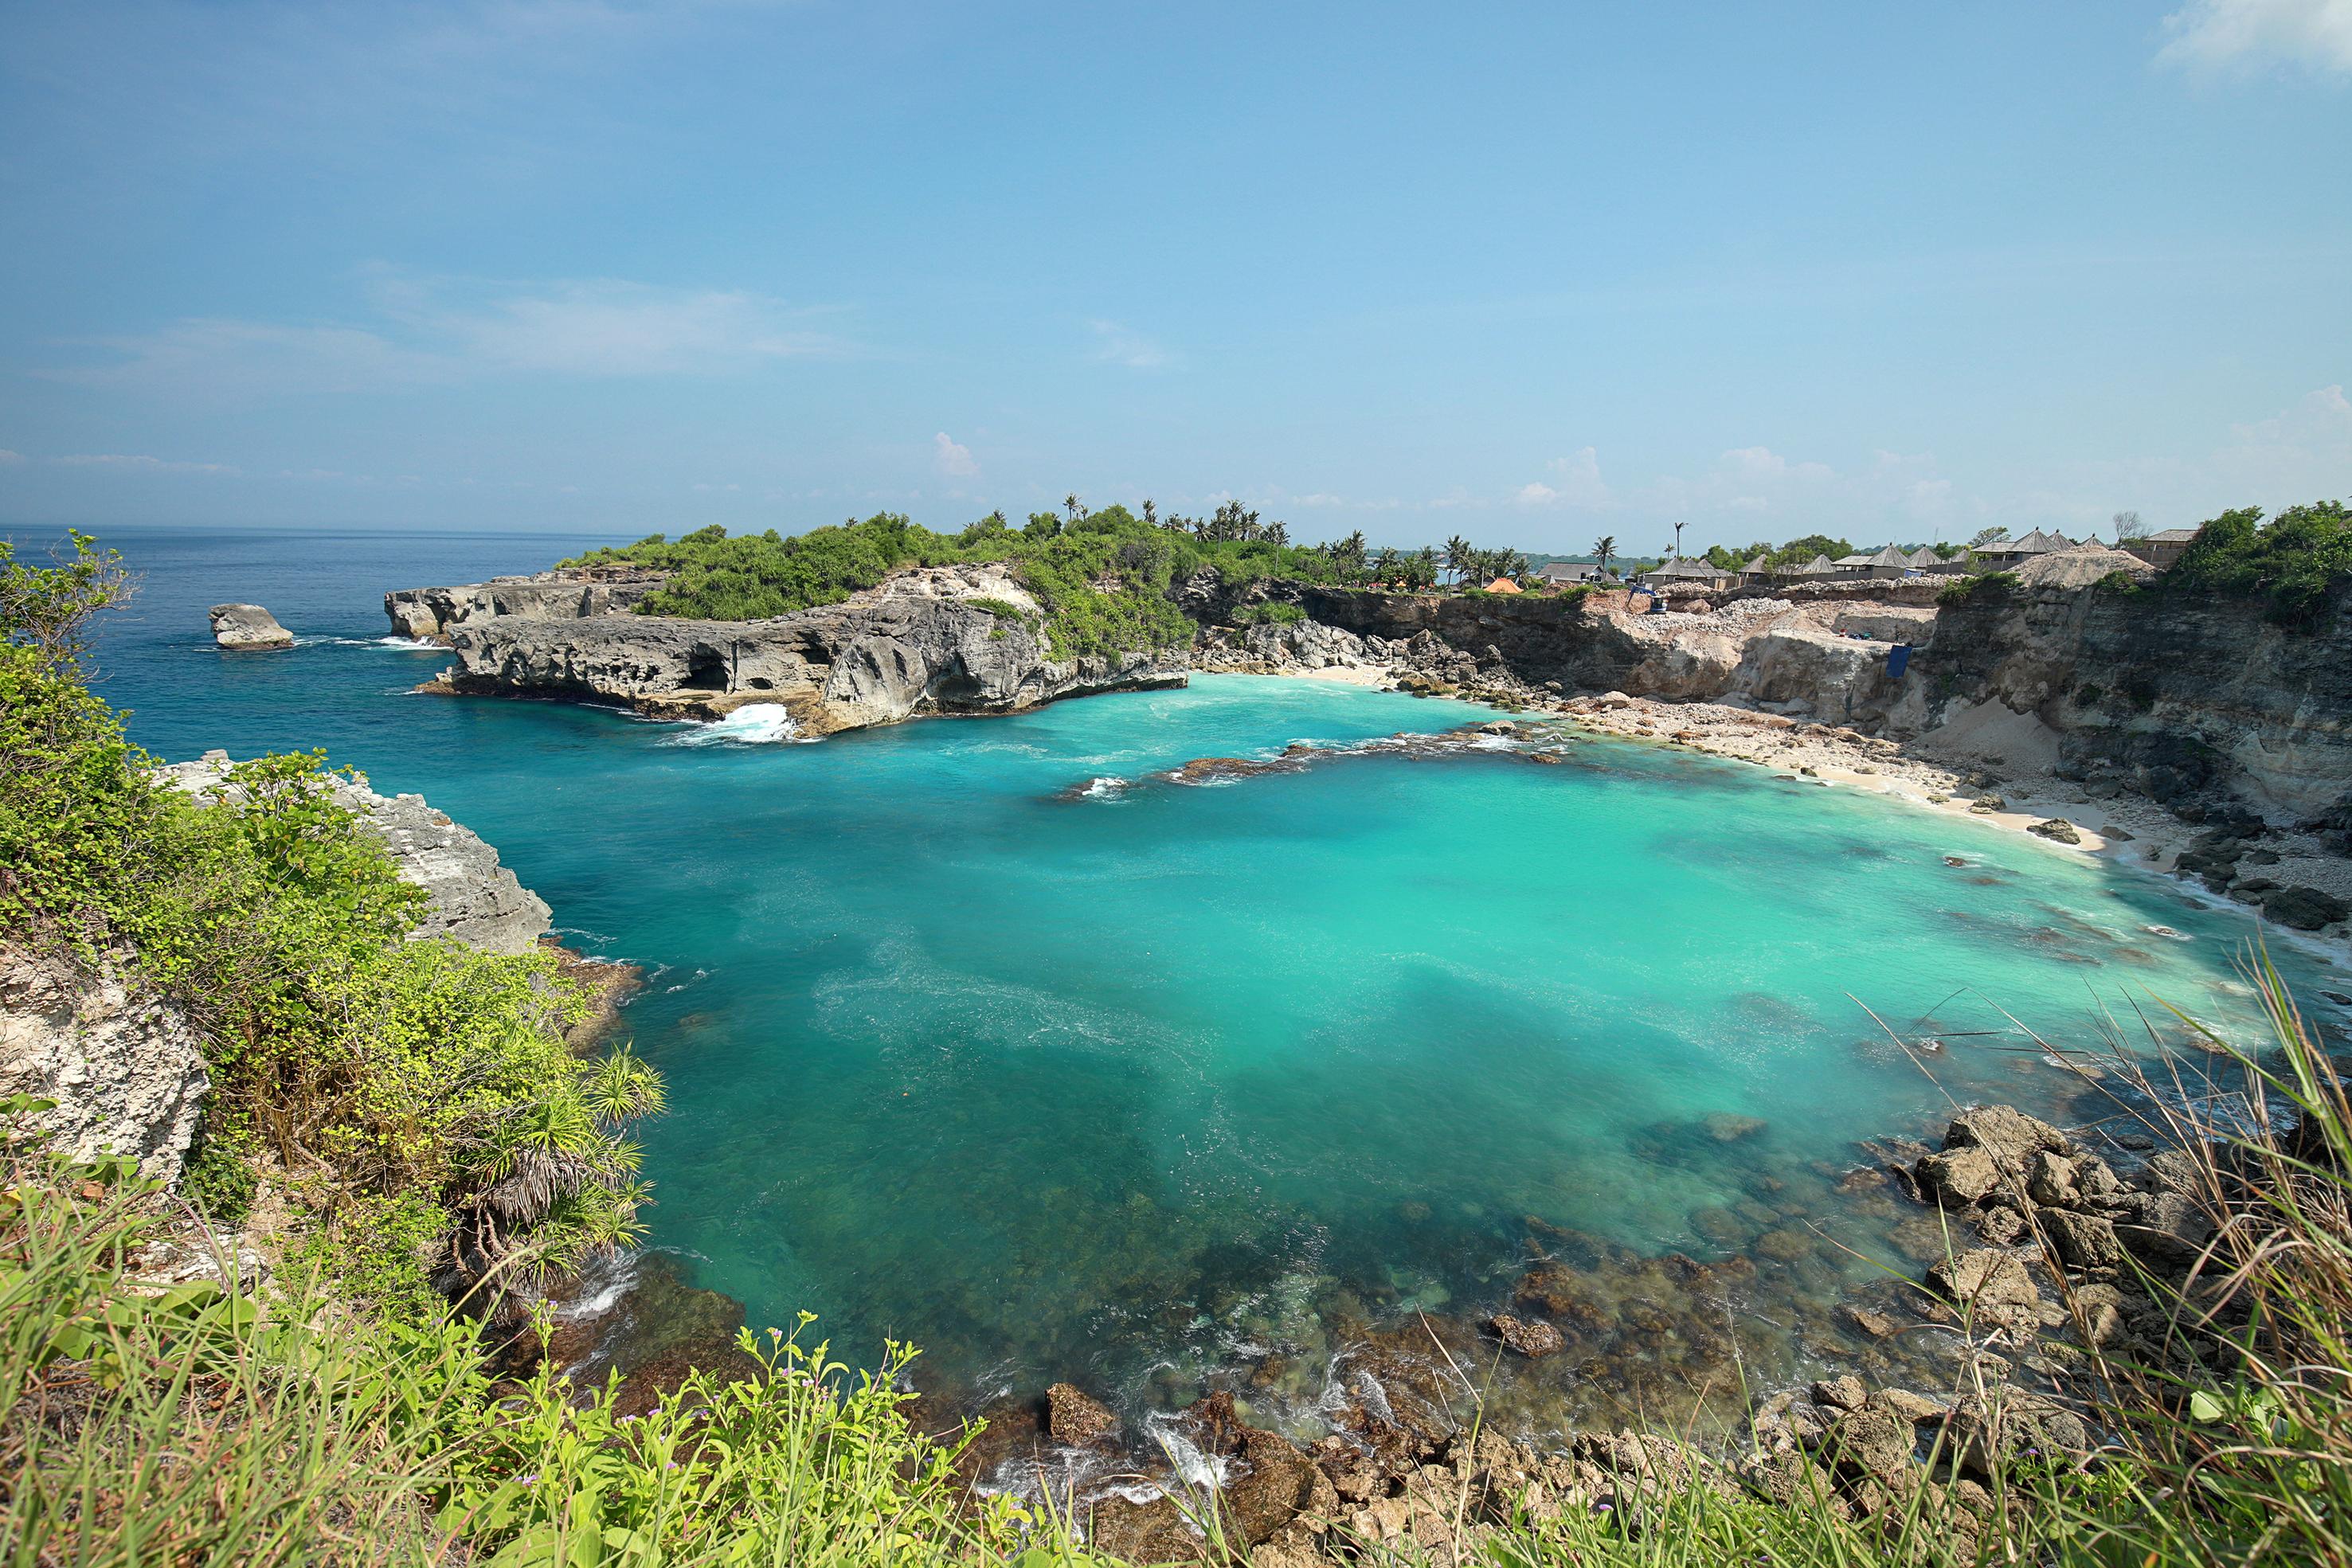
908, 1097, 2243, 1564
385, 546, 2350, 946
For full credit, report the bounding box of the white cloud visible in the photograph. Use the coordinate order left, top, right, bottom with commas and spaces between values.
1513, 446, 1613, 508
690, 481, 742, 493
49, 273, 850, 398
1087, 319, 1176, 370
378, 276, 839, 376
53, 452, 239, 475
2159, 0, 2352, 72
1720, 445, 1833, 481
932, 432, 977, 477
0, 449, 25, 466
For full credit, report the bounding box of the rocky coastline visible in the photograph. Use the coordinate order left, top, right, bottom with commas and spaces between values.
401, 562, 1188, 731
1186, 557, 2350, 945
387, 550, 2351, 953
897, 1097, 2240, 1564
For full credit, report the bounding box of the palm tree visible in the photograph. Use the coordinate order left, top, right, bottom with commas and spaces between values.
1064, 492, 1083, 522
1443, 536, 1475, 585
1593, 535, 1616, 577
1141, 499, 1157, 527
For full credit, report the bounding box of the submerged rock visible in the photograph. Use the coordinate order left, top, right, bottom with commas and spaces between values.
1487, 1313, 1565, 1359
208, 602, 292, 649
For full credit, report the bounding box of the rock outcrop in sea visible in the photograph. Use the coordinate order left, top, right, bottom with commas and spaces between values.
398, 563, 1190, 731
208, 602, 292, 649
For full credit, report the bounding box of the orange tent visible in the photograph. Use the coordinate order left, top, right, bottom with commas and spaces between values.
1485, 576, 1524, 594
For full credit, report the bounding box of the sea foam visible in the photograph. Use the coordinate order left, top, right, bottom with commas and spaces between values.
666, 704, 806, 746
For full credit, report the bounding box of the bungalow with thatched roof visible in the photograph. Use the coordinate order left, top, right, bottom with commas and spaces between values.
1644, 558, 1738, 591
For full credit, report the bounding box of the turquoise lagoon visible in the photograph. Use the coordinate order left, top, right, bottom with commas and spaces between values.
71, 526, 2349, 1433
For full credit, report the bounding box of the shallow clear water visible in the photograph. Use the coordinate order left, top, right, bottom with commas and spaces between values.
43, 524, 2348, 1433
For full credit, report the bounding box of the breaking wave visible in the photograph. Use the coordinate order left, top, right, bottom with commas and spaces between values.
665, 704, 808, 746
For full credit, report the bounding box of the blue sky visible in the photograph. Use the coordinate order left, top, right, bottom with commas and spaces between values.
2, 1, 2346, 553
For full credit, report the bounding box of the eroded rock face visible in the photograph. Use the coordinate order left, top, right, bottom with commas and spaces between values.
0, 945, 209, 1185
209, 603, 292, 650
385, 566, 668, 640
157, 752, 552, 956
1922, 577, 2352, 824
425, 564, 1189, 732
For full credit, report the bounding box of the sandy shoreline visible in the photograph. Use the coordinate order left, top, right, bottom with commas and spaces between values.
1213, 667, 2352, 968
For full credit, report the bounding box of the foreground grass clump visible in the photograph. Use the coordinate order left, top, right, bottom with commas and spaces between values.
0, 1128, 1096, 1566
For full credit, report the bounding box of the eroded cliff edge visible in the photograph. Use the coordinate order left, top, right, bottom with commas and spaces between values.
1, 761, 561, 1185
400, 562, 1189, 732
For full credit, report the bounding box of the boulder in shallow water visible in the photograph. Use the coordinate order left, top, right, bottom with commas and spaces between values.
2027, 817, 2083, 844
1488, 1313, 1565, 1359
2262, 885, 2348, 931
1044, 1382, 1119, 1449
209, 603, 292, 649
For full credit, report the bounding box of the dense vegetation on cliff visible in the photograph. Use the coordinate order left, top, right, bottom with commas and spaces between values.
2167, 499, 2351, 622
562, 505, 1355, 656
562, 505, 1557, 656
1, 535, 658, 1315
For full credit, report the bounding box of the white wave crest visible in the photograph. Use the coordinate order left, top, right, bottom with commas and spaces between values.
666, 704, 807, 746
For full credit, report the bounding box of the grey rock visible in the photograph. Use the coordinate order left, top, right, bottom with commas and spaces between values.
1915, 1145, 2002, 1207
0, 944, 209, 1186
385, 566, 668, 639
424, 564, 1188, 733
2263, 885, 2349, 931
209, 603, 292, 650
2026, 817, 2082, 844
2042, 1209, 2125, 1273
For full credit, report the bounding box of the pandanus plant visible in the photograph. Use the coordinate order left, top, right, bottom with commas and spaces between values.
445, 1045, 667, 1316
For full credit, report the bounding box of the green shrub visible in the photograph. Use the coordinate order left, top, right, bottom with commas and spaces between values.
2166, 499, 2350, 622
562, 508, 1367, 659
1235, 601, 1306, 626
1937, 571, 2021, 605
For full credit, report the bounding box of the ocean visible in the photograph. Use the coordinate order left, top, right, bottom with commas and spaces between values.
28, 521, 2344, 1437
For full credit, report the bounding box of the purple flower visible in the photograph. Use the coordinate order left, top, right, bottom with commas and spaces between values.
518, 1472, 539, 1487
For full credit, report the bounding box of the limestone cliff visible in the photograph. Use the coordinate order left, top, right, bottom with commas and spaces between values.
1917, 579, 2352, 827
386, 565, 669, 640
0, 945, 209, 1186
404, 563, 1189, 732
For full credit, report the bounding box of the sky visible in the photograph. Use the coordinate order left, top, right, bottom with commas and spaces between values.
2, 1, 2347, 555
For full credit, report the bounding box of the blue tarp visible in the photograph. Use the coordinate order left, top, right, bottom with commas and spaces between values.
1886, 644, 1912, 679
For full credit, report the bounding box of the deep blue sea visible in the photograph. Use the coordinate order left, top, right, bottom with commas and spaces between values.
28, 522, 2346, 1436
